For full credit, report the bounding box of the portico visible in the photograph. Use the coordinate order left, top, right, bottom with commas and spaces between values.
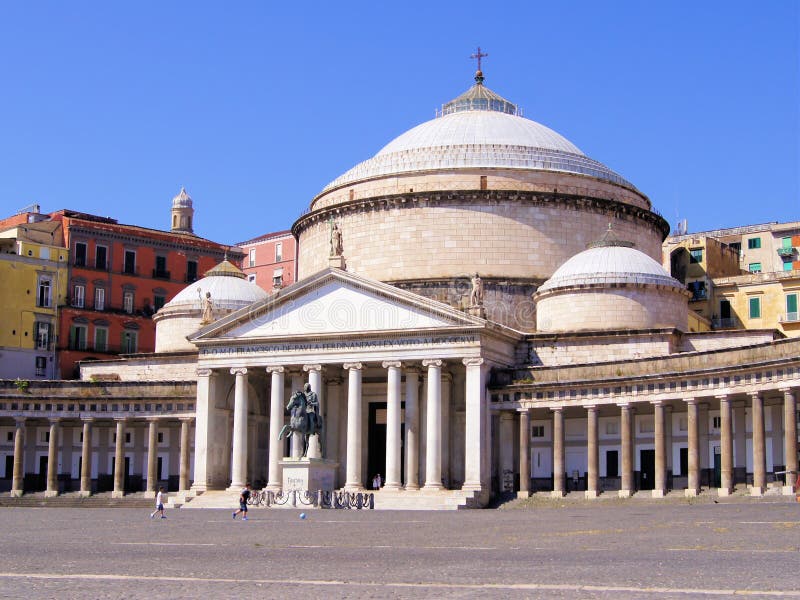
187, 268, 517, 506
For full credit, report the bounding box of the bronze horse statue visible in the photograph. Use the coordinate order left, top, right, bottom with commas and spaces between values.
278, 388, 324, 457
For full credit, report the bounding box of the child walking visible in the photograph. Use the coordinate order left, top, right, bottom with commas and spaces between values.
150, 486, 166, 519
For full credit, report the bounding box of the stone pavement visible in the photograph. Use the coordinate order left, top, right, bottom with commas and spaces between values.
1, 496, 799, 599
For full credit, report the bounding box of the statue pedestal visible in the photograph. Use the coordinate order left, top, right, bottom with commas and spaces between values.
280, 457, 339, 494
467, 305, 486, 318
328, 255, 346, 270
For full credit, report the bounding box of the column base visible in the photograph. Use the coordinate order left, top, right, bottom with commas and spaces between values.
651, 489, 665, 498
383, 483, 402, 491
618, 489, 632, 498
718, 487, 733, 497
585, 490, 599, 499
750, 486, 765, 497
111, 490, 125, 498
684, 488, 700, 497
551, 490, 566, 498
404, 484, 420, 491
226, 485, 246, 493
516, 491, 530, 499
782, 485, 797, 496
344, 485, 365, 492
143, 490, 156, 499
10, 489, 23, 498
44, 489, 59, 498
78, 490, 92, 498
424, 483, 444, 491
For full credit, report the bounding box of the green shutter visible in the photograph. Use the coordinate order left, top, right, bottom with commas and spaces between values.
69, 326, 76, 350
749, 297, 761, 319
783, 237, 792, 249
787, 295, 798, 315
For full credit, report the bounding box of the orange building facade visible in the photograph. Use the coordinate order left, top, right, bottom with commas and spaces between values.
47, 209, 237, 378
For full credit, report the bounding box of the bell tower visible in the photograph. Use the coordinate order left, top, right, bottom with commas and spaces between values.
171, 187, 195, 234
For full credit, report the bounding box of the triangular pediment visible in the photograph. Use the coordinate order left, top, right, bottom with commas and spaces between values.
190, 268, 484, 342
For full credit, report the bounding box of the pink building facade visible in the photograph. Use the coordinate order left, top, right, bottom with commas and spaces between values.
237, 230, 297, 294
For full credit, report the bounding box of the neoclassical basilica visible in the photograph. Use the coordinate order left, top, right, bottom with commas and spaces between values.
3, 67, 798, 508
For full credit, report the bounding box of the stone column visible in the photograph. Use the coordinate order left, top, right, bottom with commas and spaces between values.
266, 366, 285, 492
325, 375, 342, 464
750, 391, 766, 495
145, 418, 159, 497
783, 388, 798, 494
383, 361, 403, 490
719, 394, 734, 496
424, 359, 444, 490
79, 418, 93, 497
404, 368, 420, 490
619, 404, 634, 498
462, 358, 488, 495
685, 399, 700, 496
586, 406, 599, 498
290, 370, 304, 459
44, 418, 60, 497
303, 364, 324, 456
344, 363, 364, 490
112, 418, 126, 498
179, 418, 192, 492
191, 368, 213, 493
498, 411, 515, 493
518, 408, 530, 498
552, 408, 565, 497
10, 418, 25, 497
653, 401, 666, 498
229, 368, 249, 489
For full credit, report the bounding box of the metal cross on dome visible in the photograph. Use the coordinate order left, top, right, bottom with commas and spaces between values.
470, 46, 488, 71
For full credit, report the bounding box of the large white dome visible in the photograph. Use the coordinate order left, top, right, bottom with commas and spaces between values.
321, 80, 635, 193
164, 260, 268, 312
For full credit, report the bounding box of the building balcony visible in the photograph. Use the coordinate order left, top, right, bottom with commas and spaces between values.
780, 312, 800, 324
712, 317, 738, 329
777, 247, 795, 258
152, 269, 171, 280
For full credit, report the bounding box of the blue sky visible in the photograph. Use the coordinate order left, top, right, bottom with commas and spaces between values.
0, 2, 797, 245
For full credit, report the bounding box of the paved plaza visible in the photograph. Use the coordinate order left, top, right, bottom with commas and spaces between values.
1, 496, 800, 599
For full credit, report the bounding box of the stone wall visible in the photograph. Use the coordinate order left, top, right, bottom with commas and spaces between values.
296, 192, 666, 305
527, 332, 676, 367
79, 353, 198, 382
536, 285, 688, 333
311, 168, 651, 212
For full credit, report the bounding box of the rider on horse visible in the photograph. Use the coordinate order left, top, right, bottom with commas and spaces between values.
303, 383, 320, 433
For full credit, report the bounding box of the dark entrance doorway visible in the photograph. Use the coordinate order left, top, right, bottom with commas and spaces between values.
368, 402, 404, 488
640, 449, 655, 490
606, 450, 619, 478
5, 455, 12, 479
37, 456, 48, 491
713, 447, 721, 488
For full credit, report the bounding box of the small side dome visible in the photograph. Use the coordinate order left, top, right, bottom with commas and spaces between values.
153, 258, 268, 352
535, 228, 689, 333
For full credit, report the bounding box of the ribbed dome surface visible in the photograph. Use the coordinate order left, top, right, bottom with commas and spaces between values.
321, 110, 634, 192
539, 245, 681, 292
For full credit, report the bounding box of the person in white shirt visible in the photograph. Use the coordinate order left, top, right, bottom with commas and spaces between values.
150, 487, 166, 519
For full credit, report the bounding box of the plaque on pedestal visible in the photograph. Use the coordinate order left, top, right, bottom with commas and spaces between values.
280, 457, 339, 493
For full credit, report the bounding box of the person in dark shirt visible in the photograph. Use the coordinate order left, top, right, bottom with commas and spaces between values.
232, 482, 251, 521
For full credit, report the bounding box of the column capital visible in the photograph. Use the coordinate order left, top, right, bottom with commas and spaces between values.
146, 416, 161, 424
517, 407, 531, 414
179, 416, 195, 424
616, 403, 635, 411
423, 359, 445, 368
685, 397, 698, 405
550, 407, 563, 414
230, 367, 248, 376
382, 361, 402, 369
748, 390, 762, 400
303, 364, 323, 373
779, 387, 796, 397
461, 357, 483, 367
343, 362, 363, 371
650, 400, 664, 406
714, 394, 731, 402
265, 366, 285, 374
48, 417, 62, 425
114, 417, 129, 423
81, 417, 95, 423
196, 368, 215, 378
585, 405, 598, 412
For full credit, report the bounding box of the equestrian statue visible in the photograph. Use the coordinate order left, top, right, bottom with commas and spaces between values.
278, 383, 324, 457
